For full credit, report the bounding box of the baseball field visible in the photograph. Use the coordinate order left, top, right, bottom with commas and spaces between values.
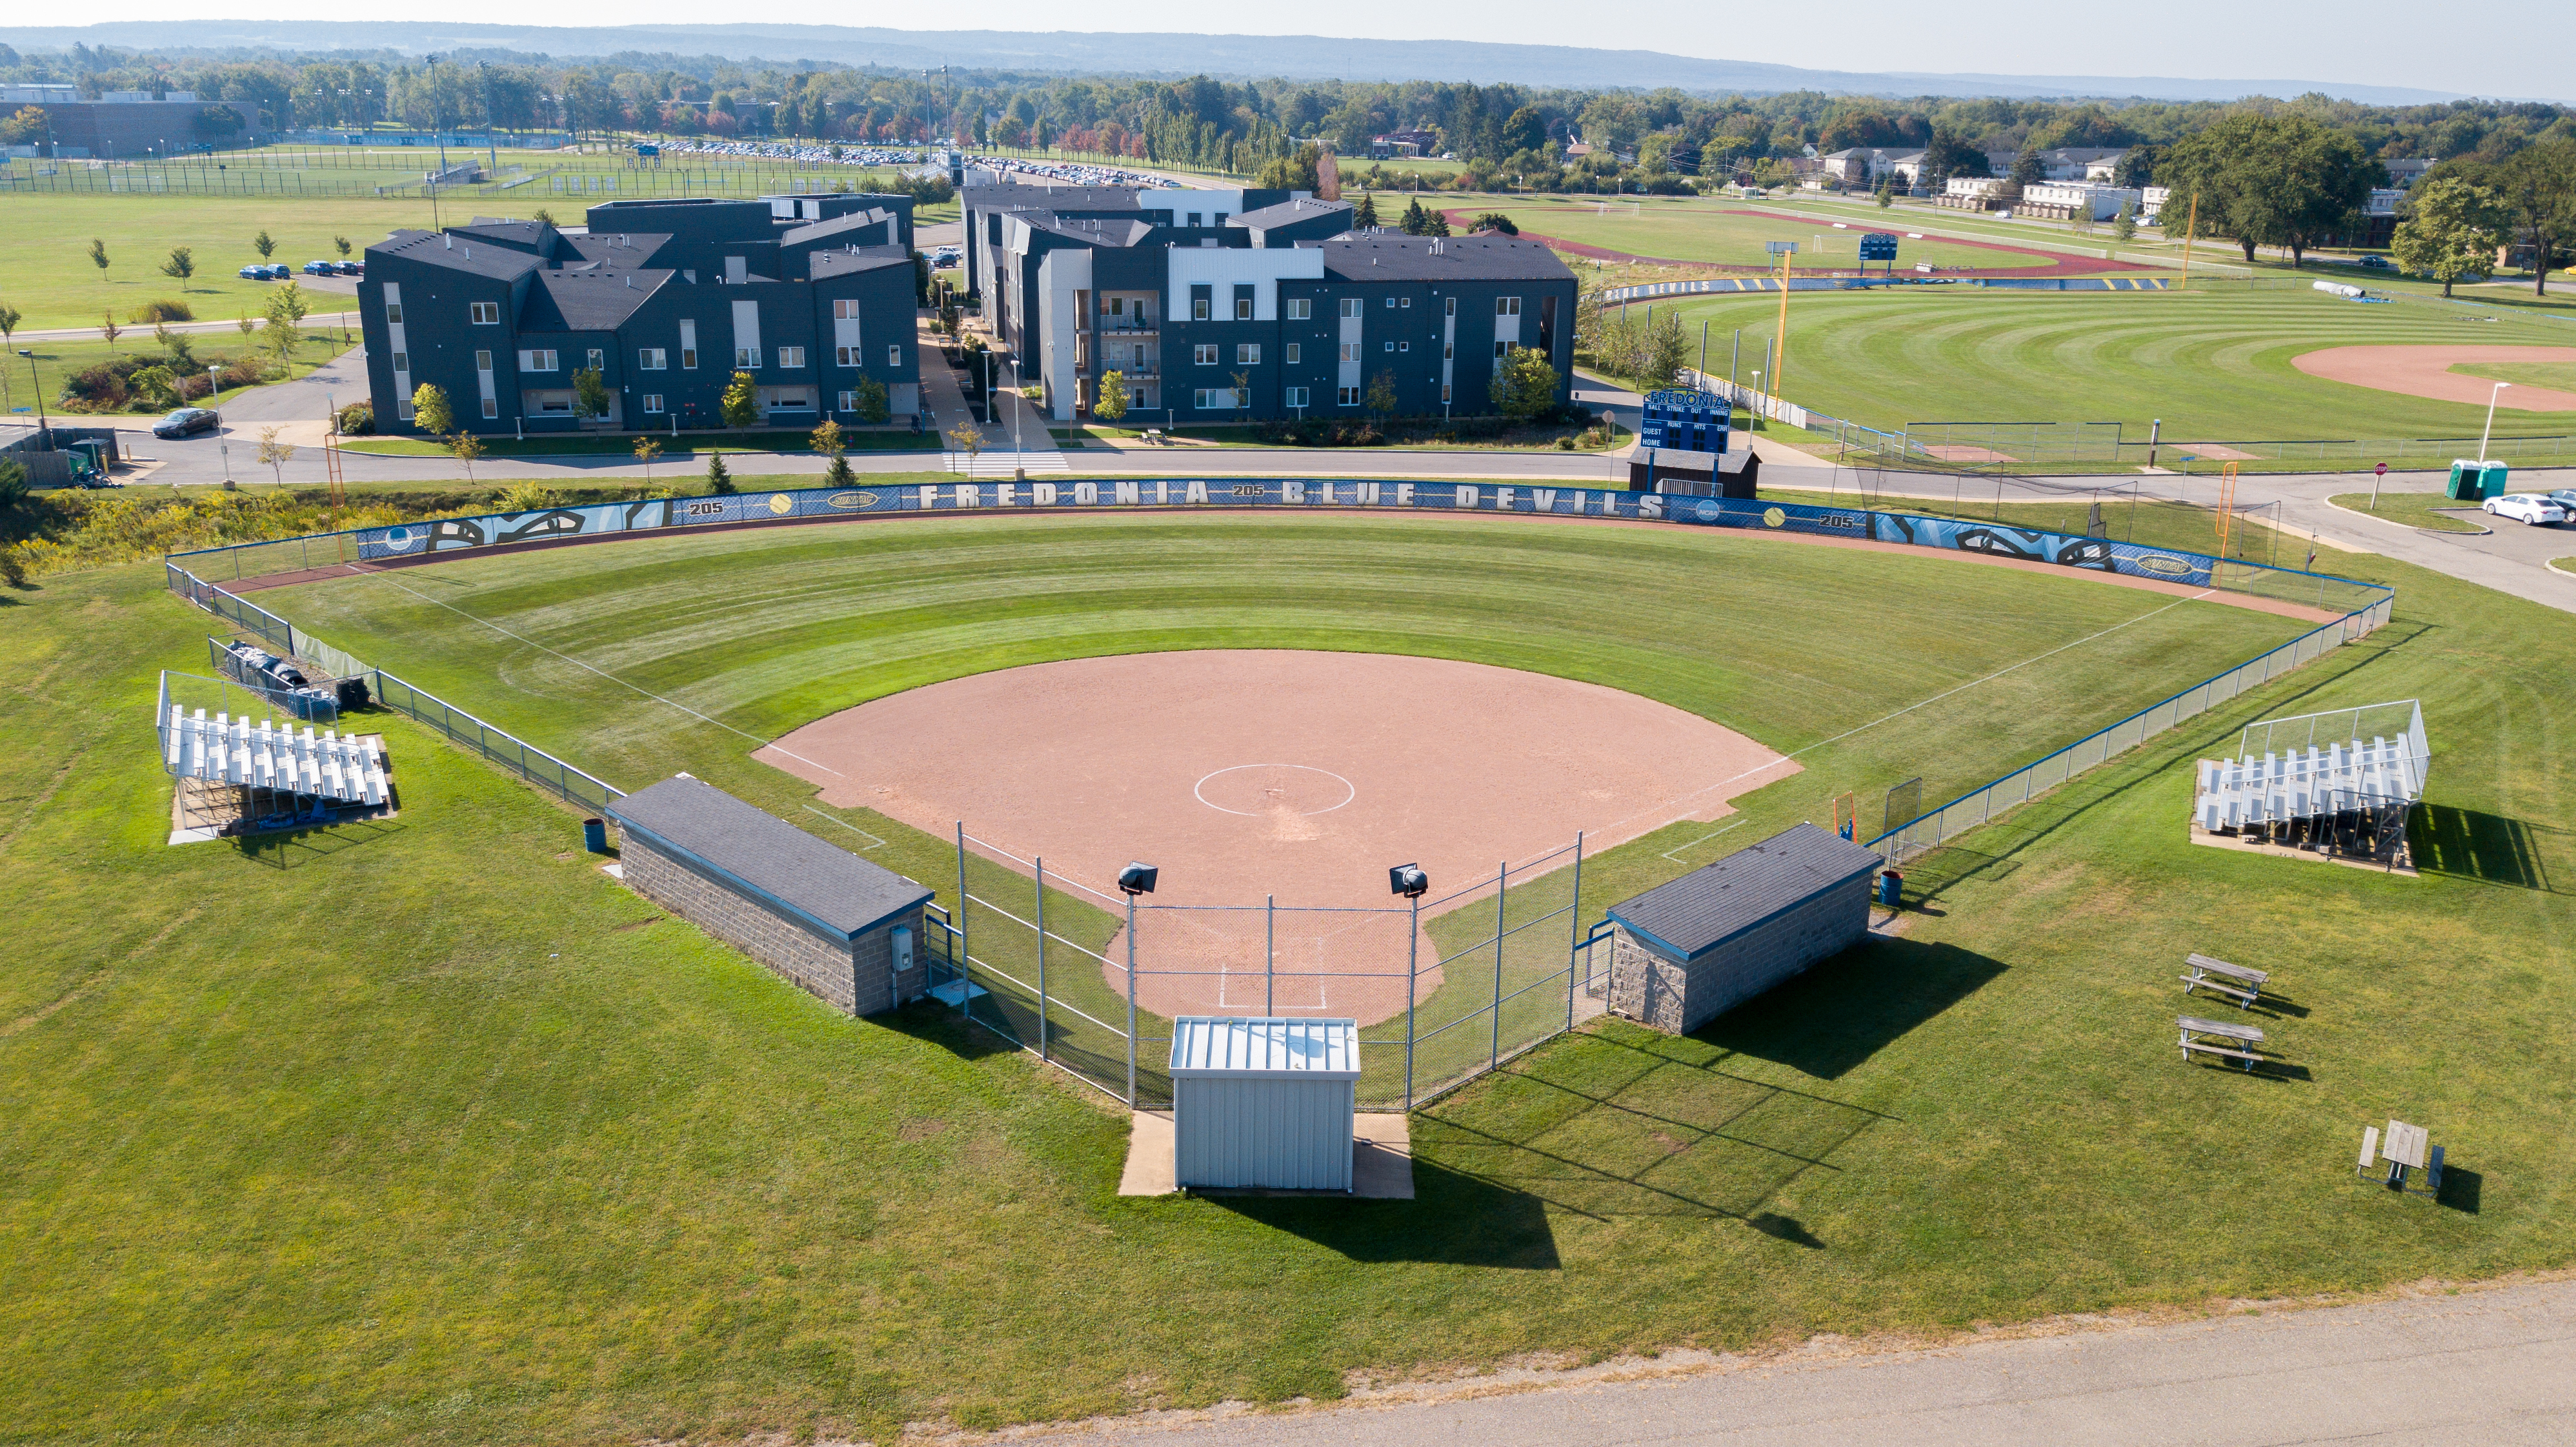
6, 501, 2573, 1444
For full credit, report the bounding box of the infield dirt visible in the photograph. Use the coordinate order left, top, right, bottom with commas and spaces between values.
2291, 345, 2576, 410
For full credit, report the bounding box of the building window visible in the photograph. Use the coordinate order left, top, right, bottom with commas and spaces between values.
838, 390, 856, 411
1442, 383, 1453, 403
1283, 342, 1301, 364
385, 302, 404, 325
639, 348, 667, 369
681, 346, 697, 369
1444, 342, 1454, 360
1339, 343, 1360, 362
888, 344, 901, 366
390, 351, 408, 372
1192, 387, 1240, 410
1398, 341, 1409, 353
643, 394, 664, 414
1340, 298, 1362, 319
1444, 296, 1456, 317
517, 349, 559, 371
1287, 298, 1311, 320
1385, 340, 1396, 352
736, 347, 761, 369
1234, 297, 1252, 320
474, 350, 492, 371
1194, 343, 1218, 365
835, 345, 858, 367
1400, 296, 1412, 309
587, 349, 605, 372
1192, 298, 1211, 320
1285, 386, 1309, 408
833, 299, 860, 320
468, 301, 499, 325
1495, 340, 1511, 358
1497, 296, 1522, 316
1236, 343, 1260, 365
1336, 385, 1359, 405
481, 397, 498, 418
396, 398, 415, 421
776, 346, 806, 369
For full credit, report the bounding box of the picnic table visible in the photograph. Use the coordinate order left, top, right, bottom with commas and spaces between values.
2177, 1015, 2265, 1071
2358, 1118, 2444, 1193
2180, 953, 2270, 1009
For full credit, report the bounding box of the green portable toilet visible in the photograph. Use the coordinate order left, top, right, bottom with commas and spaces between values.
2448, 459, 2508, 500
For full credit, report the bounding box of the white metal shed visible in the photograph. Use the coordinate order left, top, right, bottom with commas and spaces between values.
1169, 1017, 1361, 1191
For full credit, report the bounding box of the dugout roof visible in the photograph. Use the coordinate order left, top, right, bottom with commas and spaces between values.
1607, 823, 1883, 963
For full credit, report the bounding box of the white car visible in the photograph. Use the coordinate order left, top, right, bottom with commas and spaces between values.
2484, 493, 2568, 526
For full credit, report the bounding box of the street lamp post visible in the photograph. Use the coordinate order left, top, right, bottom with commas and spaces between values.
19, 350, 45, 438
2479, 381, 2511, 461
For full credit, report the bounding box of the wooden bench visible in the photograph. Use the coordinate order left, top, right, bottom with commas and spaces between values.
2181, 953, 2270, 1009
2355, 1125, 2380, 1176
2178, 1015, 2266, 1071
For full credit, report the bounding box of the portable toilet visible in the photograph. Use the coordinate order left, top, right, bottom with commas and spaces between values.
1169, 1017, 1360, 1191
2447, 459, 2508, 500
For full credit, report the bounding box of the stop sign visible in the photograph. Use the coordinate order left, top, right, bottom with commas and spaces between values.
2376, 462, 2388, 476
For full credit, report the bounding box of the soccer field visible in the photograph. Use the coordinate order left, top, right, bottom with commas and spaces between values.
8, 507, 2571, 1444
1645, 283, 2576, 446
1458, 194, 2084, 273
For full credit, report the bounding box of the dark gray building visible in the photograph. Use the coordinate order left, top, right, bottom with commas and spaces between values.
1604, 824, 1884, 1035
357, 195, 920, 435
605, 776, 934, 1017
960, 176, 1576, 425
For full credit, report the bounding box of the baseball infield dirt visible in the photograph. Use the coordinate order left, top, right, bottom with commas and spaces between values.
2291, 345, 2576, 410
758, 651, 1797, 1025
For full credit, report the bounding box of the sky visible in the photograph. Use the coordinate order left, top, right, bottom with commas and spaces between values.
43, 3, 2576, 101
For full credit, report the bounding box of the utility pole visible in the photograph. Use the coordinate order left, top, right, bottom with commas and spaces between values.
480, 61, 500, 176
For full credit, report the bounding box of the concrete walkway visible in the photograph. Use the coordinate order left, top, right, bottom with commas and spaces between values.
1003, 1277, 2576, 1446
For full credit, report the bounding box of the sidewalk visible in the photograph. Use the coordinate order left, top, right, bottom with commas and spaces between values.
915, 317, 1062, 474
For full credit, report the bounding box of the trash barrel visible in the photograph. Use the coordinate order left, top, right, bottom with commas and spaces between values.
583, 818, 609, 853
1877, 870, 1902, 907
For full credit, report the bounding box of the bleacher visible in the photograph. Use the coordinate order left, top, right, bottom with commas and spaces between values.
163, 705, 390, 809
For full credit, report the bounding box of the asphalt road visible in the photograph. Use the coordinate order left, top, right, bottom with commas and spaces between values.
1007, 1279, 2576, 1446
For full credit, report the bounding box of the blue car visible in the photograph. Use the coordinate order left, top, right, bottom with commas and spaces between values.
302, 259, 337, 276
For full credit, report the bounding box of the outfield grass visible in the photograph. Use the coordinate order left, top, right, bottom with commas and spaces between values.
1467, 195, 2073, 272
2451, 359, 2576, 393
2328, 491, 2494, 533
1654, 284, 2576, 444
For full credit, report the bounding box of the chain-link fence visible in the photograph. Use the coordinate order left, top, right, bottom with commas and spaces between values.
910, 827, 1596, 1112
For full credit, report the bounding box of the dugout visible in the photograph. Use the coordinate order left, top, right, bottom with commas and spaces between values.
1169, 1017, 1361, 1191
605, 775, 933, 1016
1604, 823, 1881, 1035
1631, 447, 1758, 498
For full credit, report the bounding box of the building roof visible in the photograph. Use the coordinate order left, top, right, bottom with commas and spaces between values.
1229, 196, 1351, 230
1313, 234, 1574, 283
1021, 213, 1160, 247
779, 208, 894, 247
452, 218, 563, 252
1606, 823, 1883, 963
519, 267, 671, 332
564, 232, 670, 267
809, 245, 915, 279
1169, 1017, 1362, 1079
965, 181, 1149, 212
605, 775, 933, 942
367, 228, 546, 282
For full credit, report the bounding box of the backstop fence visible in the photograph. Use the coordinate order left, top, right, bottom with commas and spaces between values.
914, 827, 1595, 1111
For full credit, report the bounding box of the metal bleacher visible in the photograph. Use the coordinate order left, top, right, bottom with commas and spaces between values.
163, 705, 390, 808
2191, 699, 2426, 864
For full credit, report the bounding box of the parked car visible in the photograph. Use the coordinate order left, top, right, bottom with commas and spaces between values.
2357, 255, 2395, 270
301, 259, 337, 276
153, 407, 223, 438
2545, 488, 2576, 516
238, 263, 268, 279
2484, 493, 2568, 526
334, 259, 365, 276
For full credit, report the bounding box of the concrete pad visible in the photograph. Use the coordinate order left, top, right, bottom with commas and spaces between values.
1116, 1111, 1416, 1199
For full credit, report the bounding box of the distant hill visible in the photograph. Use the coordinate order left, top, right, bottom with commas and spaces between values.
0, 21, 2478, 105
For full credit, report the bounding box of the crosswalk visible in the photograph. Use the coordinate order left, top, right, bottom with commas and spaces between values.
943, 449, 1068, 477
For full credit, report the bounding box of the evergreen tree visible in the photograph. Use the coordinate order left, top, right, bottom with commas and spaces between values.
1353, 191, 1379, 229
705, 452, 735, 494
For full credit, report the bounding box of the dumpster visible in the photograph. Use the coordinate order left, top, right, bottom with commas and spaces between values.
583, 818, 610, 853
2447, 459, 2507, 501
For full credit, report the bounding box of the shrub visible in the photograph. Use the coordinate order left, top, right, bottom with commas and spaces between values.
128, 298, 194, 324
335, 401, 374, 436
496, 481, 559, 514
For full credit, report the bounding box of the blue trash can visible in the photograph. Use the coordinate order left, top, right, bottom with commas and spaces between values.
1877, 870, 1902, 907
583, 818, 609, 853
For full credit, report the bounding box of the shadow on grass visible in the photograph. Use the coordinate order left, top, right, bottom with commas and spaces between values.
2412, 805, 2561, 893
1209, 1158, 1564, 1269
1695, 938, 2009, 1081
2438, 1165, 2482, 1214
234, 817, 406, 868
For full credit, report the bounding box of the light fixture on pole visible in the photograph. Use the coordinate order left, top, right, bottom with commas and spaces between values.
2479, 381, 2510, 462
1118, 861, 1156, 1105
1389, 863, 1427, 1106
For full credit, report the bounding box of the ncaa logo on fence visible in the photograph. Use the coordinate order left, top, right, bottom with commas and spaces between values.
1693, 499, 1723, 523
827, 491, 880, 511
2136, 554, 2196, 578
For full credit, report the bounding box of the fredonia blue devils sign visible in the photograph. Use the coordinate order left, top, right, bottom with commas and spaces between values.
349, 480, 2218, 588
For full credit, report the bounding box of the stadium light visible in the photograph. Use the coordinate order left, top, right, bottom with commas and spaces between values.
1388, 864, 1428, 898
1390, 861, 1429, 1103
1118, 860, 1156, 1102
2480, 383, 2511, 463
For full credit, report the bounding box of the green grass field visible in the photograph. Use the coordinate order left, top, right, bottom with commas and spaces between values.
1470, 195, 2076, 272
2452, 358, 2576, 393
6, 332, 358, 420
1652, 284, 2576, 445
2328, 491, 2494, 532
0, 193, 424, 332
8, 505, 2573, 1442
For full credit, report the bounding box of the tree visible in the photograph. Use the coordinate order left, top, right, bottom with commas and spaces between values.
2488, 139, 2576, 297
256, 425, 296, 486
572, 365, 612, 424
448, 429, 483, 482
0, 303, 17, 350
632, 435, 663, 484
851, 375, 891, 425
2390, 176, 2511, 298
129, 365, 180, 410
1094, 369, 1130, 422
1487, 345, 1559, 420
99, 310, 121, 346
266, 280, 312, 330
333, 235, 353, 259
1875, 177, 1895, 208
410, 382, 453, 436
161, 246, 196, 283
1365, 368, 1399, 418
2159, 113, 2380, 265
1353, 191, 1379, 229
1399, 196, 1430, 235
1425, 208, 1451, 237
2112, 144, 2161, 190
86, 238, 108, 276
253, 230, 277, 259
2111, 200, 2137, 242
705, 452, 736, 494
0, 458, 28, 514
2002, 148, 2045, 201
945, 420, 986, 461
1470, 212, 1518, 235
719, 370, 760, 429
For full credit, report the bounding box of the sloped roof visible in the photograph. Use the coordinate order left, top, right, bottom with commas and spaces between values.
780, 208, 894, 247
1313, 234, 1573, 282
519, 267, 671, 333
809, 245, 914, 279
367, 228, 545, 281
1230, 196, 1352, 230
1606, 824, 1882, 963
607, 776, 932, 942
